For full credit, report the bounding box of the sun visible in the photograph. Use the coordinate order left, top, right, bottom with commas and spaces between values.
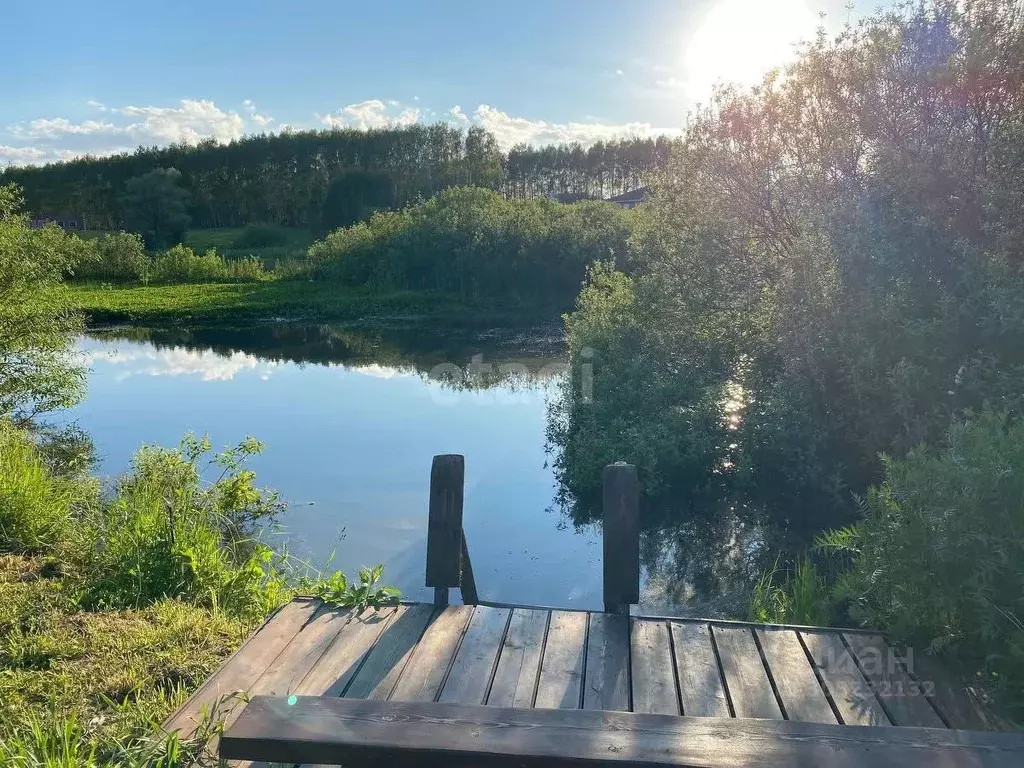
682, 0, 819, 101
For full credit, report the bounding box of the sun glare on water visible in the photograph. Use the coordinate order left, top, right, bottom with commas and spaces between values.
683, 0, 820, 100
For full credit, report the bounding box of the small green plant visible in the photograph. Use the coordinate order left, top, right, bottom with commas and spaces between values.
748, 556, 834, 627
307, 564, 400, 612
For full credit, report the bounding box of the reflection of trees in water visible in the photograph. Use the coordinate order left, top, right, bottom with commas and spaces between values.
554, 484, 816, 617
88, 323, 566, 391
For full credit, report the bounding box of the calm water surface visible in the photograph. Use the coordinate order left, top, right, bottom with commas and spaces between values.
68, 323, 777, 616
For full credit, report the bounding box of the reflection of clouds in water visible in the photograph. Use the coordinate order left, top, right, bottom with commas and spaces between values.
350, 364, 412, 380
80, 345, 279, 381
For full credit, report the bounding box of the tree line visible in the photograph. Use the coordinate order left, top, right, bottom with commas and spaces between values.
0, 125, 671, 232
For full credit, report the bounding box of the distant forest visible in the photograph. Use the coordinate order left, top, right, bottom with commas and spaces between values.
0, 125, 673, 230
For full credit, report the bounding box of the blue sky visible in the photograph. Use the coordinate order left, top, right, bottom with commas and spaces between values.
2, 0, 874, 165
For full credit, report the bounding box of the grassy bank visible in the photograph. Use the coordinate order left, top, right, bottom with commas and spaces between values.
66, 281, 500, 326
0, 555, 252, 765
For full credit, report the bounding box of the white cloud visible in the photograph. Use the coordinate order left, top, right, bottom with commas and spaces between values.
448, 105, 469, 123
12, 117, 119, 140
654, 77, 686, 91
243, 99, 273, 128
86, 100, 109, 112
471, 104, 672, 149
121, 99, 245, 144
318, 99, 421, 130
615, 69, 624, 76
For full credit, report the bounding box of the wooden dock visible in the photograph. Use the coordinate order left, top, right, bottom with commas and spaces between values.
166, 599, 1006, 736
164, 455, 1020, 765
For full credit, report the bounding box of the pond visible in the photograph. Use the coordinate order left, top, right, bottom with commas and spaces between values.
67, 322, 782, 617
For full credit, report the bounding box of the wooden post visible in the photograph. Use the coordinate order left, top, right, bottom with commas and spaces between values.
602, 462, 639, 614
426, 454, 465, 607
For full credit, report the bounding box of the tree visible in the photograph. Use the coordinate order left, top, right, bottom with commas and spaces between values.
0, 184, 86, 423
119, 167, 191, 249
319, 169, 396, 233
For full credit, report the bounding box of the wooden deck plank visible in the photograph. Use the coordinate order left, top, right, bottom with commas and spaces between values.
844, 633, 944, 728
439, 606, 511, 705
534, 610, 588, 709
235, 604, 356, 699
669, 622, 730, 717
712, 626, 783, 719
163, 597, 320, 738
630, 619, 679, 715
800, 630, 891, 726
756, 628, 836, 724
486, 608, 548, 708
295, 607, 397, 697
910, 653, 992, 731
222, 696, 1024, 768
340, 604, 434, 701
582, 613, 630, 712
343, 604, 435, 701
389, 605, 474, 703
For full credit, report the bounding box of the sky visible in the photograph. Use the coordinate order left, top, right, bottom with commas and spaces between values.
1, 0, 877, 166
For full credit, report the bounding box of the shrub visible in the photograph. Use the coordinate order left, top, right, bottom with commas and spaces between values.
231, 225, 290, 250
836, 410, 1024, 715
77, 434, 286, 620
306, 186, 636, 310
149, 246, 266, 284
74, 232, 149, 282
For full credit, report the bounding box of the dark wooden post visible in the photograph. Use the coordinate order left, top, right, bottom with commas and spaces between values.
426, 454, 465, 607
602, 462, 639, 614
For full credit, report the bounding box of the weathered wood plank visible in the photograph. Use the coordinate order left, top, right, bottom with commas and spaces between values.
345, 604, 435, 701
239, 604, 356, 700
389, 605, 473, 702
800, 630, 891, 727
486, 608, 548, 708
459, 531, 478, 606
425, 454, 464, 591
602, 463, 639, 613
844, 633, 944, 728
755, 628, 836, 724
296, 607, 397, 697
163, 598, 320, 738
910, 653, 991, 731
630, 619, 678, 715
712, 626, 782, 719
222, 696, 1024, 768
582, 613, 630, 712
439, 606, 510, 705
534, 610, 587, 709
669, 622, 729, 717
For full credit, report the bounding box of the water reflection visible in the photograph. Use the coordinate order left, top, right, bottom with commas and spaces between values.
71, 322, 805, 618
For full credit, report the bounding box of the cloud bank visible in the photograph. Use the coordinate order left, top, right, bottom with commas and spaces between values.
2, 97, 676, 167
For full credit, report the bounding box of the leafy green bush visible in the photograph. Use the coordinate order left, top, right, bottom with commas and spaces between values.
77, 434, 286, 620
307, 186, 636, 310
149, 245, 266, 284
74, 232, 149, 283
836, 411, 1024, 715
231, 225, 290, 250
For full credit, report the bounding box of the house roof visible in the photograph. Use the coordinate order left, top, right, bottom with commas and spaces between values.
606, 186, 651, 204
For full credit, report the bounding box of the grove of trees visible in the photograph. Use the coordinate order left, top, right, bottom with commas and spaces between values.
1, 125, 670, 233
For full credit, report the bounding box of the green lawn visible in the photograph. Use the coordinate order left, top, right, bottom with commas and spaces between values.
66, 281, 487, 325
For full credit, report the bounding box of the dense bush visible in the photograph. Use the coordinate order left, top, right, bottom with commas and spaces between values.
149, 245, 266, 284
74, 232, 149, 282
835, 411, 1024, 714
308, 186, 637, 310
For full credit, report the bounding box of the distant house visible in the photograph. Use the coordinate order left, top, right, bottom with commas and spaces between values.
29, 212, 86, 231
606, 186, 651, 209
